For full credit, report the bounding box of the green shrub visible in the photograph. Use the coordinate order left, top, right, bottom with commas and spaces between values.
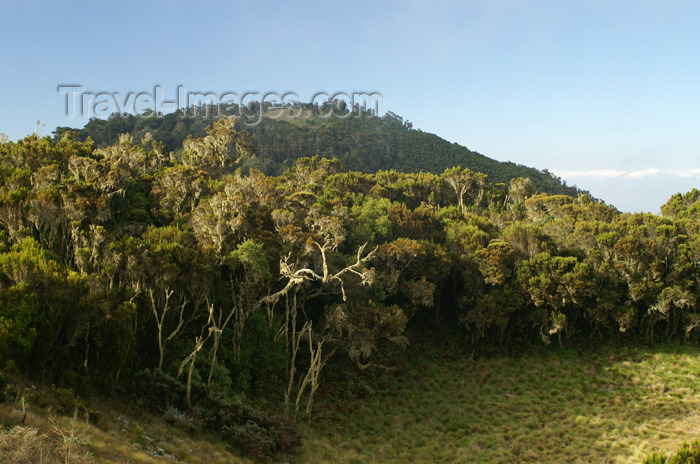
644, 441, 700, 464
132, 369, 188, 412
49, 385, 100, 424
162, 406, 203, 433
203, 398, 301, 459
644, 453, 668, 464
133, 368, 300, 459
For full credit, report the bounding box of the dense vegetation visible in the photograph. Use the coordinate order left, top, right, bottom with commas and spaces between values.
54, 109, 581, 196
2, 115, 700, 460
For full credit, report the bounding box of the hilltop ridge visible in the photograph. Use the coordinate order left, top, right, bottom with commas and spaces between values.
54, 108, 581, 197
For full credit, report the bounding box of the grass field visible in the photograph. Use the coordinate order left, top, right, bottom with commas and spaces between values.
300, 344, 700, 464
3, 343, 700, 463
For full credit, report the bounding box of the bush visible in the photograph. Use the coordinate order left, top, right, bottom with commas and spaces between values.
162, 406, 203, 433
132, 368, 188, 412
203, 397, 301, 459
0, 424, 95, 464
645, 453, 669, 464
0, 370, 8, 403
643, 441, 700, 464
50, 386, 100, 424
133, 368, 301, 459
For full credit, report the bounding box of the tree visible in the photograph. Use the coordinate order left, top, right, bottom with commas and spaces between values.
508, 177, 534, 204
149, 287, 188, 371
475, 239, 515, 286
181, 117, 254, 175
517, 252, 596, 345
442, 166, 488, 214
0, 238, 105, 381
260, 201, 393, 415
211, 240, 272, 376
113, 225, 213, 371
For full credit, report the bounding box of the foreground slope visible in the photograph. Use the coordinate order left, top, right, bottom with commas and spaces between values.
3, 344, 698, 463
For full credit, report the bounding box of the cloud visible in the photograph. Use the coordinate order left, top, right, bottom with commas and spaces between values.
590, 169, 628, 179
551, 169, 621, 179
626, 168, 660, 179
552, 168, 661, 180
675, 169, 700, 178
554, 167, 700, 181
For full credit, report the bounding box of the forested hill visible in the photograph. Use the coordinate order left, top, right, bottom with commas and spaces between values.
54, 109, 580, 196
5, 118, 700, 460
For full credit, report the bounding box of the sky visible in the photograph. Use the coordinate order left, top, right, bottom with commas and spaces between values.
1, 0, 699, 213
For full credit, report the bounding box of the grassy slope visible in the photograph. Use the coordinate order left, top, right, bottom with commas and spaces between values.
3, 344, 699, 463
301, 344, 700, 464
0, 401, 249, 463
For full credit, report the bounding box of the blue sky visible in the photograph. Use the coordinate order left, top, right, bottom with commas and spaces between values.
1, 0, 699, 213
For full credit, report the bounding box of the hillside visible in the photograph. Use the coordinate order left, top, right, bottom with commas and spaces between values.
53, 109, 581, 196
3, 344, 699, 463
3, 118, 700, 462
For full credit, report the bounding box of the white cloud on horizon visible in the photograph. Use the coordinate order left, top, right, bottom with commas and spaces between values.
627, 168, 661, 179
675, 168, 700, 178
552, 168, 661, 180
549, 167, 700, 213
552, 167, 700, 181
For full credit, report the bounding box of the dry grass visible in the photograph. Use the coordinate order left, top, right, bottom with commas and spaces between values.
0, 425, 70, 464
301, 344, 700, 464
0, 409, 95, 464
0, 398, 251, 464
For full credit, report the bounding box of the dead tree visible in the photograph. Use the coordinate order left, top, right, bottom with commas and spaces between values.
260, 241, 377, 417
178, 302, 214, 409
149, 287, 188, 370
